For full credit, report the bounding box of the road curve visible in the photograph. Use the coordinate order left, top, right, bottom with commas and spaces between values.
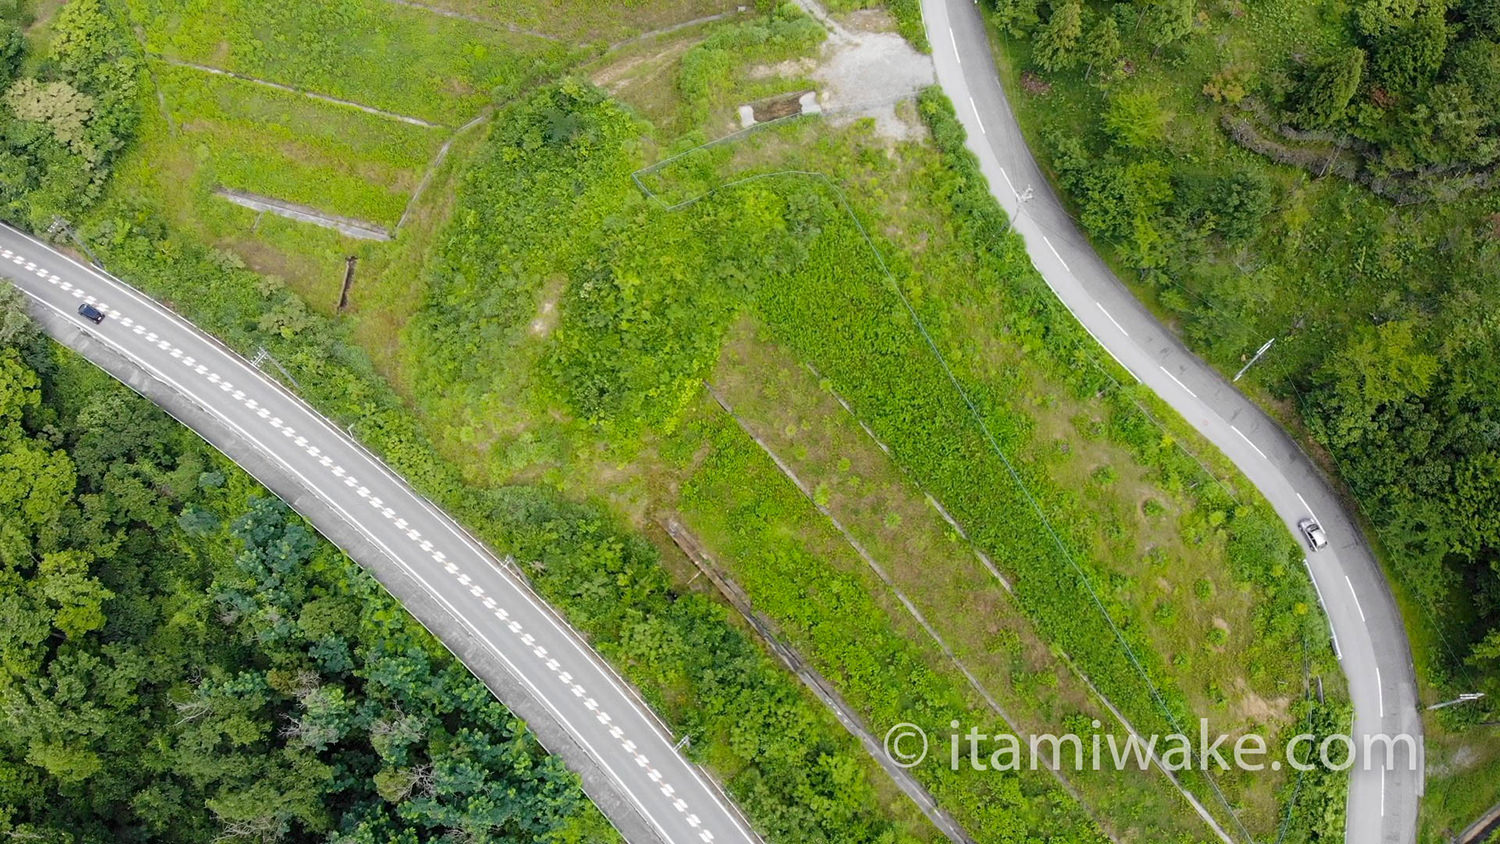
920, 2, 1423, 842
0, 222, 760, 844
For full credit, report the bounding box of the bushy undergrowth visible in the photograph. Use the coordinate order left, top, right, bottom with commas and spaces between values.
400, 75, 1344, 839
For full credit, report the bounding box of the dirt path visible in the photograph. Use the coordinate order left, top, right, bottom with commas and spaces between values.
395, 107, 494, 232
790, 0, 935, 140
606, 10, 743, 49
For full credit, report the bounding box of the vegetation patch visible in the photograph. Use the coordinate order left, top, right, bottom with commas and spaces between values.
122, 0, 577, 125
152, 62, 444, 225
395, 68, 1347, 840
410, 0, 743, 44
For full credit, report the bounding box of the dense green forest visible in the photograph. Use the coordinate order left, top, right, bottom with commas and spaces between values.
988, 0, 1500, 716
0, 287, 613, 842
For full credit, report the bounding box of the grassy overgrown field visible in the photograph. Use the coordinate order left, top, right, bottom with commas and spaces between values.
405, 0, 744, 43
981, 0, 1500, 835
124, 0, 578, 124
10, 0, 1358, 841
371, 7, 1345, 840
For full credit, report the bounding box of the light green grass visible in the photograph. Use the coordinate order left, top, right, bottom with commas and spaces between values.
124, 0, 576, 124
415, 0, 741, 43
1418, 725, 1500, 843
153, 62, 445, 224
701, 322, 1230, 841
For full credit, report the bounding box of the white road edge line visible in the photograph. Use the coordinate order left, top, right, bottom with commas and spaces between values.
1159, 366, 1196, 398
949, 28, 960, 63
968, 96, 985, 134
1376, 665, 1384, 717
1231, 425, 1268, 460
1094, 302, 1128, 336
1346, 575, 1366, 623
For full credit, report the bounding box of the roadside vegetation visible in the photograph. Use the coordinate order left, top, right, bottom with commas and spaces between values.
1, 0, 1361, 841
981, 0, 1500, 833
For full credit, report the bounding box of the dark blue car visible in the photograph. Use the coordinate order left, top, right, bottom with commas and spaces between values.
78, 303, 105, 324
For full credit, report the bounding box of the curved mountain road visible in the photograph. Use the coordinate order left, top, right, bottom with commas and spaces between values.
921, 2, 1423, 842
0, 223, 760, 844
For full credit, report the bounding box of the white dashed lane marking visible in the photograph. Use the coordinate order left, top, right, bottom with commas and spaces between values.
1346, 575, 1366, 623
1042, 235, 1071, 272
0, 244, 727, 844
1096, 302, 1129, 337
1231, 425, 1269, 460
1160, 366, 1197, 398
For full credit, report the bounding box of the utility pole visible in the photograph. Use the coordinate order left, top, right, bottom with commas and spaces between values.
1428, 692, 1485, 711
249, 345, 304, 393
1234, 337, 1276, 382
48, 217, 104, 268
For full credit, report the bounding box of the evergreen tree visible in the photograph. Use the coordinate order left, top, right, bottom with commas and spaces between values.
1141, 0, 1194, 57
1105, 86, 1170, 148
1462, 0, 1500, 38
1371, 6, 1448, 93
1035, 0, 1085, 71
1295, 46, 1366, 128
1084, 15, 1124, 81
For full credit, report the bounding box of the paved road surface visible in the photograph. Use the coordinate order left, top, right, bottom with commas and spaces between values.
0, 222, 760, 844
920, 2, 1424, 842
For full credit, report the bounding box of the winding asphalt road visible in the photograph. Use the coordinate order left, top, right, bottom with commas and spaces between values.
921, 2, 1423, 841
0, 222, 760, 844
